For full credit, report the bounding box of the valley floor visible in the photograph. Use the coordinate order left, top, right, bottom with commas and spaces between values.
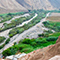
0, 13, 49, 54
0, 10, 60, 59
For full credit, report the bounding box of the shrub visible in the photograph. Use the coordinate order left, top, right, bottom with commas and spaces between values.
22, 38, 32, 44
14, 42, 17, 45
18, 44, 32, 50
20, 47, 34, 53
17, 28, 24, 34
0, 44, 5, 49
5, 38, 10, 44
44, 33, 49, 37
9, 34, 13, 38
46, 37, 58, 41
31, 42, 37, 46
43, 21, 49, 25
0, 36, 6, 43
38, 33, 44, 37
2, 49, 12, 57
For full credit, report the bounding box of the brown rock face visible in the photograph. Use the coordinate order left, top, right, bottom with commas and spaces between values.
19, 36, 60, 60
56, 36, 60, 43
49, 55, 60, 60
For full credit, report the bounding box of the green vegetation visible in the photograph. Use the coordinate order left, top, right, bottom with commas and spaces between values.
1, 9, 60, 57
0, 10, 47, 33
43, 21, 60, 32
0, 44, 5, 49
49, 32, 60, 37
5, 38, 10, 44
0, 36, 6, 43
0, 14, 34, 32
2, 32, 60, 57
9, 10, 48, 37
0, 38, 10, 49
0, 10, 48, 49
0, 12, 25, 23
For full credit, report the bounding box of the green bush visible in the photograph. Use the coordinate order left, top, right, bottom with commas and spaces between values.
43, 21, 49, 25
38, 33, 44, 37
30, 42, 37, 46
22, 39, 32, 44
18, 44, 32, 50
46, 37, 58, 41
36, 39, 47, 44
17, 28, 24, 34
0, 44, 5, 49
20, 47, 34, 53
43, 21, 60, 32
44, 33, 49, 37
2, 49, 12, 57
5, 38, 10, 44
9, 34, 13, 38
0, 36, 6, 43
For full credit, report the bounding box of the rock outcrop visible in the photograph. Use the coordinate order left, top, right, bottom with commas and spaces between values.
49, 55, 60, 60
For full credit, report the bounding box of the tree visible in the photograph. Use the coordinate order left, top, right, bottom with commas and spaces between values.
2, 49, 11, 57
22, 38, 31, 44
7, 13, 12, 16
5, 38, 10, 44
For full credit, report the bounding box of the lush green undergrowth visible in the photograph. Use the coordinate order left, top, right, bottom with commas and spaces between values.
2, 32, 60, 57
0, 38, 10, 49
49, 32, 60, 37
43, 21, 60, 32
0, 36, 6, 43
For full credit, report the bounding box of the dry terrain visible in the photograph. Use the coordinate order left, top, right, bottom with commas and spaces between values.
47, 16, 60, 22
50, 13, 60, 16
46, 13, 60, 22
1, 0, 60, 13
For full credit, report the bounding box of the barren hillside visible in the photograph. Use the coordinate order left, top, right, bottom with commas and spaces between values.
49, 0, 60, 9
16, 0, 54, 10
0, 0, 27, 13
0, 0, 60, 13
